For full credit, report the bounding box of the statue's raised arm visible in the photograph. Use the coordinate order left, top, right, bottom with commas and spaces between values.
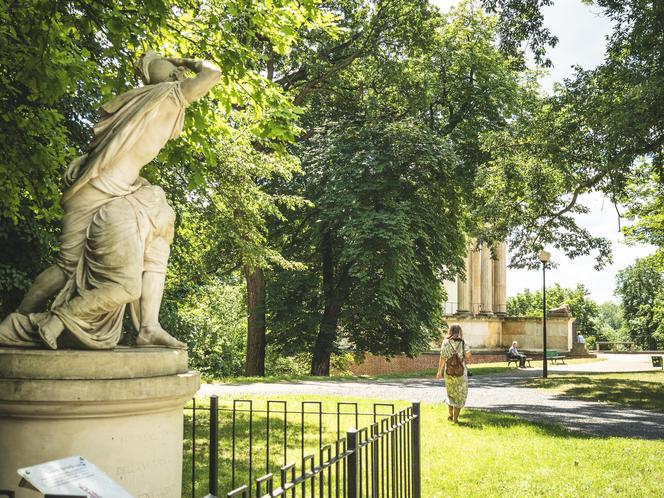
163, 57, 222, 103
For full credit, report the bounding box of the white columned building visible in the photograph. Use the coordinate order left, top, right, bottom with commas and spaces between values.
443, 240, 508, 316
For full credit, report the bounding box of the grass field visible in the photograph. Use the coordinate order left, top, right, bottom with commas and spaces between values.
527, 371, 664, 412
210, 357, 604, 384
183, 394, 664, 497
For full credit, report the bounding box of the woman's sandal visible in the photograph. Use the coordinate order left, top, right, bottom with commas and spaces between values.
447, 416, 454, 422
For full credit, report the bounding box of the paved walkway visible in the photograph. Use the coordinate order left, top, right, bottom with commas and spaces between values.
200, 354, 664, 440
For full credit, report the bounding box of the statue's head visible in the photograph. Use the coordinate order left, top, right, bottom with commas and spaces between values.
135, 50, 187, 84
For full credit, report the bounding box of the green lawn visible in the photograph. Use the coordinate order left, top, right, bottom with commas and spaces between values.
208, 366, 505, 384
183, 395, 664, 497
209, 357, 604, 384
527, 371, 664, 412
422, 405, 663, 497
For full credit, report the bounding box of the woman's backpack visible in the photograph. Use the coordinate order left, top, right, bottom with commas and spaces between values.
445, 340, 465, 377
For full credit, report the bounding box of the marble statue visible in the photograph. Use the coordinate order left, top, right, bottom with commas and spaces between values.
549, 303, 572, 316
0, 51, 221, 349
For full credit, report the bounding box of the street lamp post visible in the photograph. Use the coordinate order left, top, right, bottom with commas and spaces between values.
539, 250, 551, 379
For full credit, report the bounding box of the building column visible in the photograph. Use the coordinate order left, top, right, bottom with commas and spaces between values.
470, 242, 482, 315
493, 241, 507, 315
456, 247, 472, 314
480, 242, 494, 314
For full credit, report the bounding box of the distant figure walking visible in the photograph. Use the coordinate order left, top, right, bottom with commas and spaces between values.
437, 323, 472, 423
508, 340, 527, 367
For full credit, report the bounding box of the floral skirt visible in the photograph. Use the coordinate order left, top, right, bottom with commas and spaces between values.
444, 372, 468, 408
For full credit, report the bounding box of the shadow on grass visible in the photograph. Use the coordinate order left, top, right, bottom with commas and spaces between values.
456, 409, 582, 437
528, 372, 664, 412
467, 398, 664, 440
182, 410, 339, 498
181, 400, 401, 497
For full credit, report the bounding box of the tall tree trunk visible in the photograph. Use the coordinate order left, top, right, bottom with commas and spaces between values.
244, 265, 266, 376
311, 298, 344, 376
311, 231, 350, 376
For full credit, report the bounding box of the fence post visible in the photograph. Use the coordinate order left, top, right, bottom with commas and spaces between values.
208, 394, 219, 497
371, 423, 379, 497
411, 402, 421, 498
346, 428, 359, 498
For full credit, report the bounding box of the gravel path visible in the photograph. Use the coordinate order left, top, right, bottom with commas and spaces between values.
200, 354, 664, 440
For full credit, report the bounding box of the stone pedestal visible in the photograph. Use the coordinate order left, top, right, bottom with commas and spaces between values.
0, 347, 200, 498
571, 342, 589, 356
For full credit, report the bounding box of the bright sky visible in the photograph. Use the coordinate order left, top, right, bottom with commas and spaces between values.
431, 0, 657, 303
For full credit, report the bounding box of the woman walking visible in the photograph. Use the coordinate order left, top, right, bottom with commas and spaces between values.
436, 323, 472, 423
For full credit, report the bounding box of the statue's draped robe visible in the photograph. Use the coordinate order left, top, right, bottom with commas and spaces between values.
58, 81, 187, 275
1, 188, 174, 348
0, 82, 185, 348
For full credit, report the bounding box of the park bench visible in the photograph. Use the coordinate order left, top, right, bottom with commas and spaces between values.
506, 354, 532, 368
546, 350, 566, 364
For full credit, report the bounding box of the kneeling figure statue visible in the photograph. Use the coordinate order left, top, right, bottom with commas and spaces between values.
0, 51, 221, 350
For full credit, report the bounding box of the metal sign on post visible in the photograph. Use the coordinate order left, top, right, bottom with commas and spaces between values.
17, 456, 133, 498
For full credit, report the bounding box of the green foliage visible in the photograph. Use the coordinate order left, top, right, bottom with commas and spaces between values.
269, 120, 466, 363
598, 301, 623, 331
615, 254, 664, 350
472, 90, 614, 269
596, 301, 627, 343
0, 0, 334, 364
268, 2, 538, 373
507, 284, 601, 337
621, 161, 664, 268
473, 0, 664, 270
160, 278, 247, 378
264, 350, 311, 377
477, 0, 558, 67
4, 0, 660, 379
0, 211, 58, 315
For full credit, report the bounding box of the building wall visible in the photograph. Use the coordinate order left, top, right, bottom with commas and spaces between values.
449, 315, 574, 351
349, 352, 514, 376
502, 316, 573, 351
348, 315, 575, 375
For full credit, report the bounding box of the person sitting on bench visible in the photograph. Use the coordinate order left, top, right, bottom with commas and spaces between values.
508, 341, 527, 368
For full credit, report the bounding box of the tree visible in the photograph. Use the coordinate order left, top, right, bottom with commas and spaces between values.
507, 284, 601, 337
615, 255, 664, 350
466, 0, 664, 271
471, 90, 614, 269
241, 0, 442, 375
621, 162, 664, 268
597, 301, 625, 342
0, 0, 335, 377
267, 2, 536, 375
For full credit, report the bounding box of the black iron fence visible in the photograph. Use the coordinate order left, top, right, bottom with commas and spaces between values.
183, 397, 421, 498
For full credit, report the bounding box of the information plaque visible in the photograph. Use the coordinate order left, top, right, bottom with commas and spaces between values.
17, 456, 133, 498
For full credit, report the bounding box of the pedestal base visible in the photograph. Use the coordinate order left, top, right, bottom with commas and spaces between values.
571, 342, 590, 356
0, 347, 200, 498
